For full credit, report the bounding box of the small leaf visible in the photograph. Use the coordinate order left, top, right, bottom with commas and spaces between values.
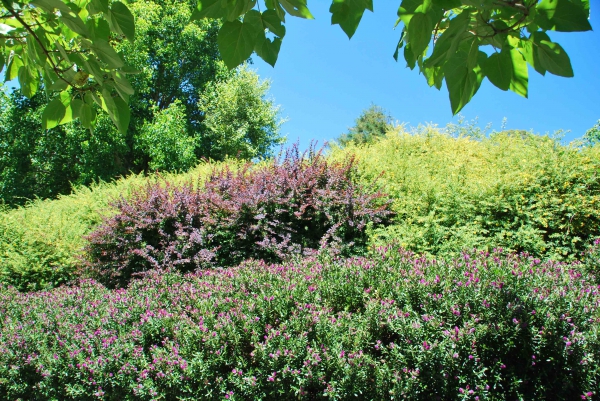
108, 2, 135, 42
18, 66, 39, 98
91, 39, 125, 69
408, 12, 433, 59
42, 91, 73, 129
217, 20, 261, 70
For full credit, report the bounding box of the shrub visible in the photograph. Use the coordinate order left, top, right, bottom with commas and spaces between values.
0, 162, 226, 291
334, 127, 600, 260
84, 145, 391, 288
1, 248, 599, 400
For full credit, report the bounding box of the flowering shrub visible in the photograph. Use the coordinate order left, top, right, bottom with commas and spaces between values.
84, 145, 391, 288
1, 248, 599, 400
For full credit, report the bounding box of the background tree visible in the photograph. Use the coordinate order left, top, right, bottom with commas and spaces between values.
582, 120, 600, 147
0, 0, 284, 206
337, 104, 394, 146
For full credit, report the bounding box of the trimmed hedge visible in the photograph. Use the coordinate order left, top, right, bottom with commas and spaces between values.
1, 248, 598, 400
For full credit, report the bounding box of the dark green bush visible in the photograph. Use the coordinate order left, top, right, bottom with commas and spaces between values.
84, 146, 391, 288
1, 247, 598, 400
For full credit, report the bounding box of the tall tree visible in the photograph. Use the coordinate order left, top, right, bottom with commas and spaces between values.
337, 104, 394, 146
0, 0, 284, 206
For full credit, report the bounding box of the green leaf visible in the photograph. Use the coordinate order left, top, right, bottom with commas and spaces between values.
432, 0, 461, 8
6, 55, 23, 81
536, 0, 592, 32
108, 2, 135, 42
408, 12, 433, 58
483, 48, 512, 91
102, 89, 130, 134
112, 71, 135, 98
508, 36, 528, 98
262, 9, 286, 37
42, 91, 73, 129
91, 39, 125, 69
520, 36, 546, 76
330, 0, 373, 39
59, 11, 90, 37
72, 99, 95, 128
18, 66, 39, 98
31, 0, 72, 14
444, 39, 482, 114
397, 0, 422, 25
255, 35, 282, 67
265, 0, 286, 21
279, 0, 314, 19
88, 0, 109, 14
404, 45, 416, 69
192, 0, 228, 20
393, 31, 405, 61
536, 39, 574, 77
424, 10, 469, 68
217, 20, 261, 70
422, 64, 443, 89
225, 0, 257, 21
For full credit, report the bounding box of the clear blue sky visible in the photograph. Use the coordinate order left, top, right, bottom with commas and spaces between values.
252, 3, 600, 148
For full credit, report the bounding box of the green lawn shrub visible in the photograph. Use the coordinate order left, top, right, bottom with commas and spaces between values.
334, 128, 600, 260
84, 146, 391, 288
1, 248, 598, 400
0, 162, 226, 291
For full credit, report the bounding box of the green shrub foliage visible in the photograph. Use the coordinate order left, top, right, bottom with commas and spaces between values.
337, 128, 600, 260
1, 248, 599, 399
84, 146, 391, 288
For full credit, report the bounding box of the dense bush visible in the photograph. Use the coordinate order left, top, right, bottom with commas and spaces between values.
1, 248, 598, 400
84, 146, 391, 288
0, 163, 224, 292
335, 128, 600, 260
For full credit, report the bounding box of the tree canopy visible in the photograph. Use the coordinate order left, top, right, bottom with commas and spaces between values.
0, 0, 593, 129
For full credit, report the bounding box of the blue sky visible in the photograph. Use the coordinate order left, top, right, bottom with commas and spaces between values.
253, 3, 600, 148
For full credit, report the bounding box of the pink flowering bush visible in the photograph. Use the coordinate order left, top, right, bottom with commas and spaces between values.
83, 145, 391, 288
1, 248, 599, 400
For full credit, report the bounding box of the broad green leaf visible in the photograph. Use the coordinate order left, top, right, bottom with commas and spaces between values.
432, 0, 461, 8
112, 71, 135, 99
444, 43, 482, 114
88, 0, 109, 14
508, 36, 528, 98
520, 36, 546, 75
483, 48, 512, 91
255, 36, 282, 67
279, 0, 314, 19
262, 9, 286, 37
265, 0, 286, 21
404, 45, 417, 69
42, 92, 73, 129
392, 31, 405, 61
424, 10, 469, 68
330, 0, 374, 39
31, 0, 72, 14
536, 0, 592, 32
422, 64, 443, 89
18, 66, 39, 98
225, 0, 256, 22
101, 89, 130, 134
217, 20, 261, 69
397, 0, 423, 25
71, 99, 85, 119
59, 11, 90, 37
108, 2, 135, 42
536, 39, 574, 77
408, 12, 433, 59
6, 55, 23, 81
192, 0, 228, 20
71, 98, 95, 128
91, 39, 125, 69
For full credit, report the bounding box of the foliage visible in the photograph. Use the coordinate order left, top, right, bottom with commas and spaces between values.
0, 162, 225, 292
192, 0, 593, 114
0, 89, 128, 206
582, 120, 600, 147
1, 247, 599, 399
197, 66, 285, 160
333, 126, 600, 260
0, 0, 136, 133
84, 145, 391, 288
337, 104, 394, 147
0, 0, 283, 206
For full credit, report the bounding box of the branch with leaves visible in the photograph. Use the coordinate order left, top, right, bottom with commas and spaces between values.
193, 0, 592, 114
1, 0, 136, 132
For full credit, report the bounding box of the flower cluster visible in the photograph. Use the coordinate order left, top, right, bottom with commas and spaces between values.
1, 247, 599, 399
